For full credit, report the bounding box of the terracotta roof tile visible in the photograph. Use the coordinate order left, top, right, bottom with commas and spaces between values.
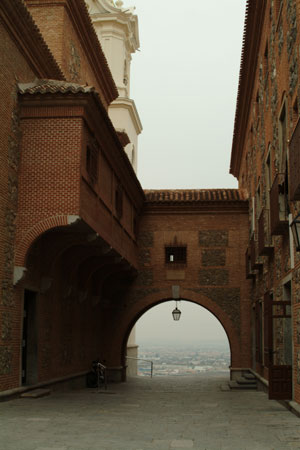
1, 0, 65, 80
144, 189, 247, 203
18, 79, 95, 95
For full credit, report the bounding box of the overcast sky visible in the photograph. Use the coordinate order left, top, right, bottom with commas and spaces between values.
136, 301, 229, 347
130, 0, 246, 190
127, 0, 246, 346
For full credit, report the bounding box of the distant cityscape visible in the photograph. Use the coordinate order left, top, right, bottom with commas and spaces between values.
137, 342, 230, 377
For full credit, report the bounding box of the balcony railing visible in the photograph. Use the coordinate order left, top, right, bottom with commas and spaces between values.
270, 173, 288, 235
250, 234, 263, 270
258, 208, 274, 256
290, 117, 300, 200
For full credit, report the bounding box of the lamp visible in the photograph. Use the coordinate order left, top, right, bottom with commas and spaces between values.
290, 213, 300, 251
172, 300, 181, 321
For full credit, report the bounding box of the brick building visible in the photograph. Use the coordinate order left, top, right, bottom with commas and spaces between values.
231, 0, 300, 403
1, 0, 299, 407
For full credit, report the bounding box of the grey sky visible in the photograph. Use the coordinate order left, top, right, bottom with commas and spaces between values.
136, 301, 229, 347
128, 1, 246, 345
131, 0, 246, 189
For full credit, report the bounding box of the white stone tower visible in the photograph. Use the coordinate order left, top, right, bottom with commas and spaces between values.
85, 0, 142, 172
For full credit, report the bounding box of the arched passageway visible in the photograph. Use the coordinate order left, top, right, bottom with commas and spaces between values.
105, 290, 243, 381
132, 300, 230, 377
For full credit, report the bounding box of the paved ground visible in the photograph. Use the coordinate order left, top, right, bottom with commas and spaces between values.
1, 374, 300, 450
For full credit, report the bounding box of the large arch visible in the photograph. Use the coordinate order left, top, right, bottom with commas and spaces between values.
105, 288, 241, 381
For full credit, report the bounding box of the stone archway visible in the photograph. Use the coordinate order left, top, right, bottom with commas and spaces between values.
104, 288, 244, 381
125, 298, 232, 378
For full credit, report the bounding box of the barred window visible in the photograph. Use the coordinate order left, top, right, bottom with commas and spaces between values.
165, 246, 187, 264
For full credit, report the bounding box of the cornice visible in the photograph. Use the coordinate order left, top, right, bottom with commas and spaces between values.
25, 0, 118, 107
109, 97, 143, 134
143, 202, 249, 216
86, 0, 140, 52
0, 0, 65, 80
143, 189, 249, 215
230, 0, 267, 179
91, 15, 139, 52
87, 0, 123, 15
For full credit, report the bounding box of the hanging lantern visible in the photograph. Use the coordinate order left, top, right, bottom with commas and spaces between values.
172, 300, 181, 321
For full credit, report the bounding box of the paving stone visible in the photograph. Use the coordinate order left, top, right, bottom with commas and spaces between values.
0, 375, 299, 450
171, 440, 194, 448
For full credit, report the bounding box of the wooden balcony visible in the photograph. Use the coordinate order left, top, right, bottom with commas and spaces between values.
289, 117, 300, 200
258, 208, 274, 256
245, 246, 255, 279
250, 234, 263, 270
270, 173, 288, 235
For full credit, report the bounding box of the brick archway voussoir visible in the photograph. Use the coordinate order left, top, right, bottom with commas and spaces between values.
15, 214, 78, 266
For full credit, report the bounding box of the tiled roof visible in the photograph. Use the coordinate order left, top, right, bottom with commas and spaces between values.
1, 0, 65, 81
230, 1, 266, 177
18, 80, 95, 95
144, 189, 247, 203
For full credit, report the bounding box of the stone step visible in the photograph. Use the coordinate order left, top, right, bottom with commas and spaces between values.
236, 377, 257, 385
243, 372, 256, 381
20, 388, 50, 399
228, 381, 257, 390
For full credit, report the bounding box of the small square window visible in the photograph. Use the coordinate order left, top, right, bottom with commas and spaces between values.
165, 246, 187, 264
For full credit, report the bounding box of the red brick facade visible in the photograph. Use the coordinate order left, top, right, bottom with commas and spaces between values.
2, 0, 297, 405
232, 0, 300, 403
104, 190, 252, 376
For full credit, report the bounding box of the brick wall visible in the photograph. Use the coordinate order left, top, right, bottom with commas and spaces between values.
0, 21, 38, 390
99, 196, 252, 373
25, 0, 117, 108
231, 0, 300, 403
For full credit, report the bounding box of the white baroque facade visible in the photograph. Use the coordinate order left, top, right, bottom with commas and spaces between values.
85, 0, 142, 172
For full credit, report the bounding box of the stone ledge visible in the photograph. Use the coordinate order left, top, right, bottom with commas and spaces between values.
0, 371, 88, 402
